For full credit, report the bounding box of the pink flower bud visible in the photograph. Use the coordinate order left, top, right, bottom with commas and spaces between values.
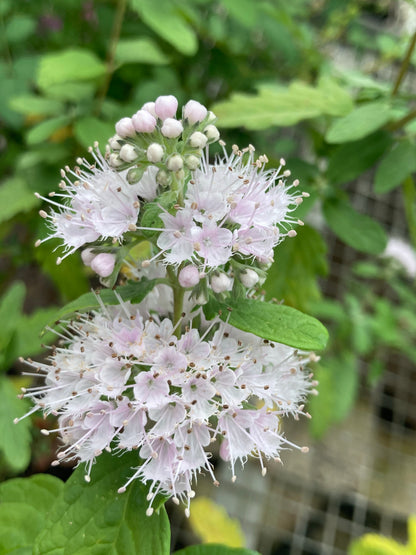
108, 135, 122, 151
147, 143, 164, 163
142, 102, 157, 118
115, 117, 136, 138
81, 248, 96, 266
132, 110, 157, 133
178, 265, 200, 288
161, 118, 183, 138
189, 131, 208, 149
90, 253, 116, 277
183, 100, 208, 124
155, 95, 178, 120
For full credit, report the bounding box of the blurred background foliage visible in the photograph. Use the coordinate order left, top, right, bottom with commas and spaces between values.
0, 0, 415, 487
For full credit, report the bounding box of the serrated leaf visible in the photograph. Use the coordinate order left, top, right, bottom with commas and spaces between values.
115, 37, 170, 65
74, 117, 115, 149
189, 497, 245, 547
37, 49, 106, 90
327, 131, 393, 186
325, 102, 395, 144
0, 177, 39, 224
174, 546, 260, 555
10, 95, 64, 116
323, 197, 387, 254
212, 78, 353, 130
263, 225, 327, 312
204, 298, 328, 351
130, 0, 198, 55
0, 377, 32, 472
50, 280, 157, 326
26, 116, 71, 145
33, 451, 170, 555
309, 355, 358, 438
374, 140, 416, 193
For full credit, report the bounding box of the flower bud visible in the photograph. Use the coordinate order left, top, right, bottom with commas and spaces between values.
115, 117, 136, 138
194, 290, 208, 305
204, 124, 220, 142
155, 95, 178, 120
147, 143, 164, 163
178, 265, 200, 288
183, 100, 208, 124
211, 273, 232, 293
167, 154, 183, 172
119, 144, 138, 162
142, 102, 157, 117
240, 268, 259, 288
161, 118, 183, 139
189, 131, 208, 149
109, 153, 123, 167
185, 155, 200, 170
156, 169, 169, 186
90, 253, 116, 277
207, 111, 216, 122
127, 167, 145, 184
81, 248, 96, 266
132, 110, 157, 133
108, 135, 122, 151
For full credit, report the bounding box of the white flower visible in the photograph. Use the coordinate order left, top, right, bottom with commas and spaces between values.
383, 237, 416, 278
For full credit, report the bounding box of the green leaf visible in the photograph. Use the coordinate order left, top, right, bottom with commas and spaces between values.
327, 131, 393, 186
221, 0, 259, 27
37, 49, 106, 90
323, 197, 387, 254
349, 533, 409, 554
212, 78, 353, 130
50, 279, 157, 326
0, 177, 39, 224
374, 140, 416, 194
33, 451, 170, 555
45, 82, 96, 101
130, 0, 198, 55
309, 355, 358, 438
5, 15, 36, 43
26, 116, 71, 145
74, 117, 115, 149
0, 281, 25, 355
0, 474, 64, 555
204, 298, 328, 351
10, 95, 64, 117
0, 377, 32, 472
263, 225, 327, 312
115, 38, 170, 65
325, 102, 395, 144
174, 546, 260, 555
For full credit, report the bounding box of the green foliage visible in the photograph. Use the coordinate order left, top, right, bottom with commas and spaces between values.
51, 279, 157, 326
323, 197, 387, 254
264, 225, 328, 312
374, 140, 416, 194
309, 354, 358, 438
33, 451, 170, 555
115, 37, 170, 65
0, 177, 39, 224
0, 377, 32, 473
74, 117, 115, 149
325, 102, 395, 143
36, 49, 107, 91
349, 515, 416, 554
212, 78, 353, 130
0, 474, 64, 554
174, 547, 260, 555
204, 298, 328, 351
26, 116, 72, 145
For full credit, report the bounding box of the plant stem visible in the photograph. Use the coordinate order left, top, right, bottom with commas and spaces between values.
402, 175, 416, 249
388, 107, 416, 131
392, 30, 416, 97
95, 0, 127, 114
167, 266, 185, 338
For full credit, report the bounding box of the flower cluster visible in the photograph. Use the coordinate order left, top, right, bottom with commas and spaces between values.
18, 296, 315, 515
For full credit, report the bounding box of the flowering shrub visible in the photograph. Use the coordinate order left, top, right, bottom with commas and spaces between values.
13, 95, 327, 552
